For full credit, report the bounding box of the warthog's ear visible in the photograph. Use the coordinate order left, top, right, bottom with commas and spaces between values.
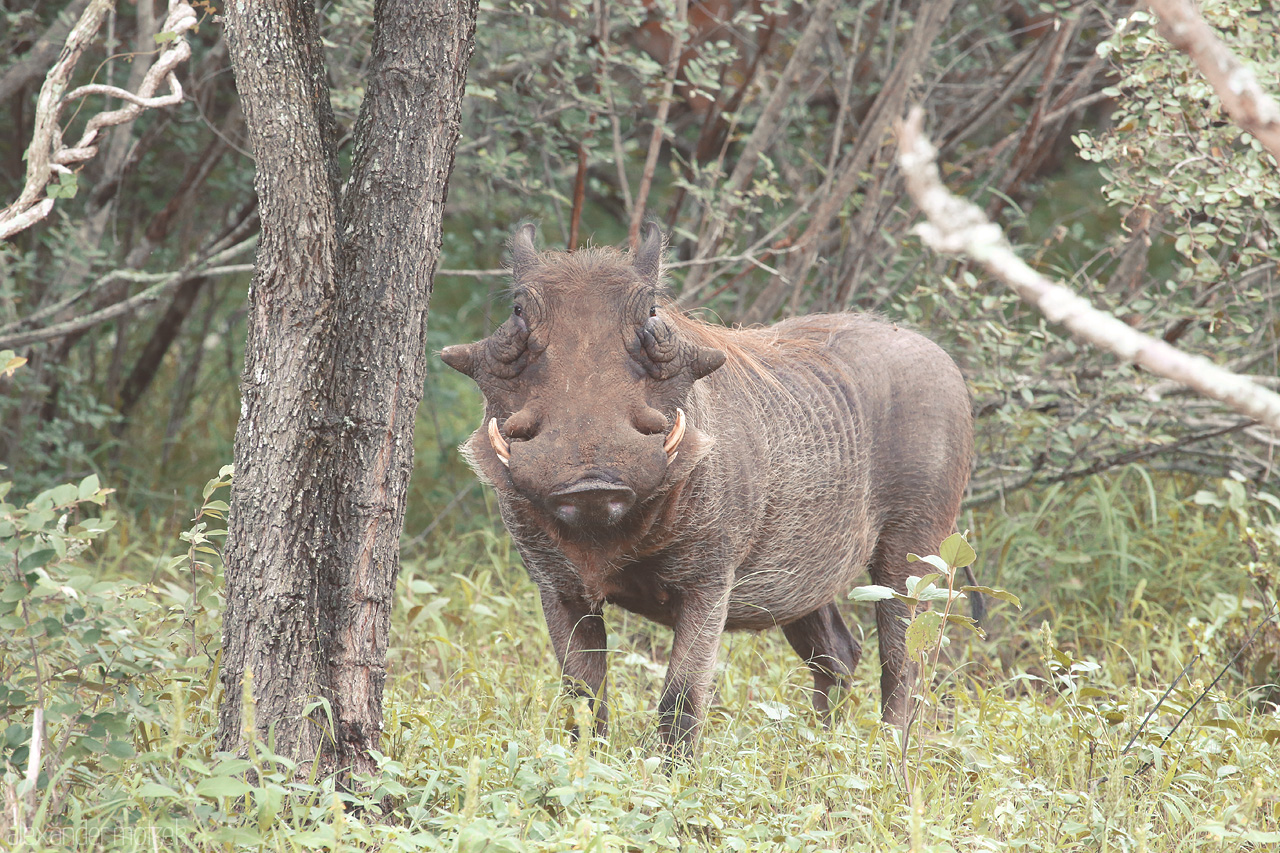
634, 222, 665, 284
508, 223, 539, 279
439, 343, 479, 378
692, 345, 726, 379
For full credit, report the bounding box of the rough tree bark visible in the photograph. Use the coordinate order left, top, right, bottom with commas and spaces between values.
216, 0, 479, 778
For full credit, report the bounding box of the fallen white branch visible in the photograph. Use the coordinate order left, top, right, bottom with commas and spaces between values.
1145, 0, 1280, 163
0, 1, 198, 241
896, 106, 1280, 433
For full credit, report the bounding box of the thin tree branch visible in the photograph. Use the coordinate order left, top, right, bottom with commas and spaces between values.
897, 106, 1280, 433
0, 239, 256, 351
741, 0, 955, 324
964, 419, 1256, 508
628, 0, 688, 247
0, 0, 113, 237
435, 268, 508, 277
679, 0, 839, 289
0, 0, 93, 104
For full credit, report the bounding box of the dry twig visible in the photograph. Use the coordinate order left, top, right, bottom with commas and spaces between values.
628, 0, 689, 247
679, 0, 839, 291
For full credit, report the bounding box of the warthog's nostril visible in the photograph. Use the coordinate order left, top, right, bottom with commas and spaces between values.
550, 479, 637, 526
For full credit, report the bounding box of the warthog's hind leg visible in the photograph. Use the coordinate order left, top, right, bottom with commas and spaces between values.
782, 603, 863, 725
869, 523, 953, 726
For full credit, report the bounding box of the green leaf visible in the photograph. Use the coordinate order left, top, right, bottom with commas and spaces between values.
257, 785, 282, 834
1241, 830, 1280, 843
907, 554, 950, 575
154, 31, 178, 44
938, 533, 976, 568
1, 583, 29, 603
961, 586, 1022, 609
944, 613, 986, 637
106, 739, 135, 759
905, 574, 941, 597
77, 474, 100, 501
47, 172, 78, 199
195, 776, 253, 799
905, 610, 944, 661
848, 585, 896, 602
1202, 718, 1242, 735
138, 782, 180, 798
19, 549, 56, 572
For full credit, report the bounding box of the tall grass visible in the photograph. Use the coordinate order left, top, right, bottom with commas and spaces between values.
3, 467, 1278, 851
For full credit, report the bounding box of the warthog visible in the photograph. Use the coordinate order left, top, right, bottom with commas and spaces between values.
441, 223, 973, 752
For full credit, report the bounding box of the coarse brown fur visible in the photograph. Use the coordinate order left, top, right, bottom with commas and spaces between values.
440, 223, 974, 753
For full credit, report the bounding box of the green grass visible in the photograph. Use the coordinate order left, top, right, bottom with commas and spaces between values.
4, 468, 1279, 851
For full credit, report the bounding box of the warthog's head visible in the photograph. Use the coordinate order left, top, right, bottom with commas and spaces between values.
441, 223, 725, 535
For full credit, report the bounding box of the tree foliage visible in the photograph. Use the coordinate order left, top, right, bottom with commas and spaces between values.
4, 0, 1275, 517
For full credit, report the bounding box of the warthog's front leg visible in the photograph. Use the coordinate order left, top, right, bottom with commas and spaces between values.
659, 587, 730, 754
538, 588, 609, 740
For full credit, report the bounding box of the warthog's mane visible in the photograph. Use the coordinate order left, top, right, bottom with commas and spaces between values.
666, 307, 832, 382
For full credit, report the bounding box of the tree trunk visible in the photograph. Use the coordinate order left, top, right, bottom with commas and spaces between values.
217, 0, 479, 778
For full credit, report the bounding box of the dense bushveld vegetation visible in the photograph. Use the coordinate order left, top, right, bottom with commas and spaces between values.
2, 0, 1279, 849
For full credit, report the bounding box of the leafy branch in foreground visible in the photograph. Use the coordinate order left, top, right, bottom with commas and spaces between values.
851, 531, 1021, 795
0, 439, 231, 841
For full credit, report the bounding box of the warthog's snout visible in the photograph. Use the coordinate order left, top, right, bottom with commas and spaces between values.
549, 478, 636, 525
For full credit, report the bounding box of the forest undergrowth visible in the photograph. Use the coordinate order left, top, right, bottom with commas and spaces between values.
3, 457, 1279, 852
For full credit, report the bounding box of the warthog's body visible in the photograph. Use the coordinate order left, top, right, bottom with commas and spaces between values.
442, 224, 972, 751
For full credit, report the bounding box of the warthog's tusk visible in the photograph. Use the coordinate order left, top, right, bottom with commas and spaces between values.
488, 418, 510, 467
663, 408, 686, 461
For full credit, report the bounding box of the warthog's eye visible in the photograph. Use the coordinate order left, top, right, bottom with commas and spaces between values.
649, 305, 657, 317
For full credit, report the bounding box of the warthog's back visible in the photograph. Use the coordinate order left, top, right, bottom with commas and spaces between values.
682, 313, 973, 631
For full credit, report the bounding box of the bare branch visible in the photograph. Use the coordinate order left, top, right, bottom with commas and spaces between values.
1145, 0, 1280, 162
679, 0, 840, 291
628, 0, 688, 247
435, 268, 508, 278
740, 0, 955, 323
0, 238, 256, 351
0, 1, 198, 241
896, 106, 1280, 433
